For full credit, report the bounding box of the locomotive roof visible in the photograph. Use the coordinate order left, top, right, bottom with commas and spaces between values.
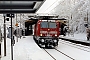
28, 13, 67, 20
28, 18, 67, 20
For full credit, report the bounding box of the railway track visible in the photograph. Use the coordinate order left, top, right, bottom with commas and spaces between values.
60, 39, 90, 49
44, 49, 56, 60
59, 39, 90, 52
54, 48, 75, 60
43, 48, 75, 60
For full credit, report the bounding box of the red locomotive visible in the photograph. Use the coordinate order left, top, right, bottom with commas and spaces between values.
33, 19, 60, 48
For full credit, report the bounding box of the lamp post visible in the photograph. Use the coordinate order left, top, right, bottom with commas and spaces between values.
3, 14, 6, 56
0, 26, 2, 58
11, 13, 14, 60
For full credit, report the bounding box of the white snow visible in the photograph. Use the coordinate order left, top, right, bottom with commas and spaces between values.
60, 33, 90, 43
0, 33, 90, 60
1, 36, 53, 60
0, 0, 90, 60
58, 39, 90, 60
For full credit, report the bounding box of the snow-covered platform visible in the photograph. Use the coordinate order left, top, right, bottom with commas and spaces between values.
1, 36, 53, 60
1, 35, 90, 60
59, 33, 90, 45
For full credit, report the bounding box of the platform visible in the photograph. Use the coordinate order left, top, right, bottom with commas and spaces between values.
1, 35, 90, 60
1, 36, 53, 60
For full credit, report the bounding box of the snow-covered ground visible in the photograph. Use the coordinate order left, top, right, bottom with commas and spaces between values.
1, 36, 53, 60
60, 33, 90, 43
1, 33, 90, 60
58, 39, 90, 60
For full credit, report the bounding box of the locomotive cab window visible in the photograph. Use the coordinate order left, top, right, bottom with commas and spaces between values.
40, 21, 56, 28
41, 22, 48, 28
49, 22, 56, 28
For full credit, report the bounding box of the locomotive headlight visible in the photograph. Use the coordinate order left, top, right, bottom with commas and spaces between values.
54, 40, 57, 42
40, 34, 42, 36
55, 34, 57, 36
41, 39, 44, 42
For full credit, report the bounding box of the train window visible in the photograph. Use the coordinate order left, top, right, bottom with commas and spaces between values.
41, 22, 48, 28
41, 22, 56, 28
49, 22, 56, 28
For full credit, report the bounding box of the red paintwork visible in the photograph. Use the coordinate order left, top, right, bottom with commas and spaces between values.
34, 20, 60, 38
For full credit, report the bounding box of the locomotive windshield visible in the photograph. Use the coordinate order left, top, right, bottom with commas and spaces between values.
41, 22, 48, 28
49, 22, 56, 28
41, 21, 56, 28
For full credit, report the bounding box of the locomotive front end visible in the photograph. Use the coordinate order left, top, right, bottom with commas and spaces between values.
37, 20, 59, 48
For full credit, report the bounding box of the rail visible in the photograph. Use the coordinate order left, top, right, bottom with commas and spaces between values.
54, 48, 75, 60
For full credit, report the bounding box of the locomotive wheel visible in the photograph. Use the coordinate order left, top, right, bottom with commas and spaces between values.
45, 43, 48, 48
33, 35, 36, 40
87, 37, 89, 41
